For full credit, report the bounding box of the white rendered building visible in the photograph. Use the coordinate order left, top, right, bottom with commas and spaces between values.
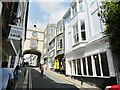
63, 0, 117, 88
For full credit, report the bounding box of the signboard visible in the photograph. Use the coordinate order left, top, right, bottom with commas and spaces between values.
8, 25, 23, 40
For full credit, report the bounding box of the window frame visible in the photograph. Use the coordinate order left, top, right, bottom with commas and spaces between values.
80, 20, 86, 41
73, 22, 79, 44
72, 2, 77, 16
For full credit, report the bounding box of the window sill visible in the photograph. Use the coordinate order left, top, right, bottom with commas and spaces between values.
72, 41, 87, 47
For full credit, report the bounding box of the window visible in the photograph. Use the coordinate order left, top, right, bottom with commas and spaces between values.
87, 56, 93, 75
73, 60, 76, 74
59, 25, 63, 32
100, 52, 110, 76
93, 54, 101, 76
69, 61, 72, 75
31, 39, 38, 48
60, 39, 63, 49
77, 59, 81, 75
57, 41, 59, 50
72, 2, 77, 16
80, 20, 86, 41
82, 58, 87, 75
79, 0, 84, 12
73, 22, 79, 44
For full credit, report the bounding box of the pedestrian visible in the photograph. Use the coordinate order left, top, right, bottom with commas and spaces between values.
40, 64, 44, 76
0, 61, 14, 90
39, 64, 41, 70
13, 65, 21, 89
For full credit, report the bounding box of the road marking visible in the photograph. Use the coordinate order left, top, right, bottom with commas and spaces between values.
23, 69, 28, 89
29, 69, 32, 90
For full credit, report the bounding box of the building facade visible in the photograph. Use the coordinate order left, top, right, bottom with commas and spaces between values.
54, 20, 65, 73
43, 24, 57, 69
63, 0, 117, 88
43, 21, 65, 73
23, 24, 44, 66
1, 1, 29, 68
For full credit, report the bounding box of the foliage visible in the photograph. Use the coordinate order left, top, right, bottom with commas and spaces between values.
98, 1, 120, 54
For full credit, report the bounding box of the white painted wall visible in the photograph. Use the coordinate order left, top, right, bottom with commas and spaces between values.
64, 0, 115, 77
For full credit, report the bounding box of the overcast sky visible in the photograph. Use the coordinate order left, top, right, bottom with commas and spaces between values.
27, 0, 72, 29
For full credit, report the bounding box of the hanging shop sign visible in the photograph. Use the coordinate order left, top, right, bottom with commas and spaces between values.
8, 25, 23, 40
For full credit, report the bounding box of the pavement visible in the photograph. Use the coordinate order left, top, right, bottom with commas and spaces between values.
17, 67, 102, 90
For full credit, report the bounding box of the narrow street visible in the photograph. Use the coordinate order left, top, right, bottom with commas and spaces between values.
1, 1, 120, 90
30, 67, 79, 89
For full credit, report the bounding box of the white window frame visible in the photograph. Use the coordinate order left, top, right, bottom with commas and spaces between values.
79, 0, 84, 12
59, 25, 63, 33
73, 22, 79, 44
72, 2, 77, 16
80, 20, 86, 41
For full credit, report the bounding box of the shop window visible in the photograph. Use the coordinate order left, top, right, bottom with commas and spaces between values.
77, 59, 81, 75
69, 61, 72, 75
93, 54, 101, 76
82, 58, 87, 75
100, 52, 110, 76
87, 56, 93, 75
73, 60, 76, 74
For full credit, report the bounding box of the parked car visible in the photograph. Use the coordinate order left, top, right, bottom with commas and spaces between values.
105, 84, 120, 90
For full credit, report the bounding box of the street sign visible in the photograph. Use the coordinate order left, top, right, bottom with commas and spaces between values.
8, 25, 23, 40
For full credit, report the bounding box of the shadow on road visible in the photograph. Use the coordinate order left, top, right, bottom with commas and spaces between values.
31, 68, 79, 90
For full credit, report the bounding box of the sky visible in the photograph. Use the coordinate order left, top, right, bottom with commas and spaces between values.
27, 0, 73, 29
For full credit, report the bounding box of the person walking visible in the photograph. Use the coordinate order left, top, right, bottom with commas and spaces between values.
40, 64, 44, 76
0, 61, 14, 90
13, 65, 21, 89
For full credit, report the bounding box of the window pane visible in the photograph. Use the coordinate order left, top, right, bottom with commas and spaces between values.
87, 56, 93, 75
60, 39, 62, 48
81, 32, 86, 40
100, 52, 110, 76
73, 22, 79, 44
93, 54, 101, 76
82, 58, 87, 75
70, 61, 72, 71
76, 34, 79, 42
79, 3, 84, 11
73, 60, 76, 74
81, 20, 85, 30
77, 59, 81, 75
72, 2, 77, 15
